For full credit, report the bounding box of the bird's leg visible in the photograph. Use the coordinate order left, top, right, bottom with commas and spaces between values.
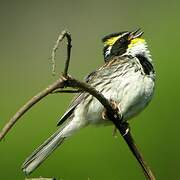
109, 100, 123, 137
101, 99, 124, 137
102, 99, 120, 120
102, 99, 122, 118
102, 99, 122, 119
110, 101, 129, 136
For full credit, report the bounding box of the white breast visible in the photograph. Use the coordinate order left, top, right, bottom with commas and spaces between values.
120, 72, 155, 120
85, 68, 155, 124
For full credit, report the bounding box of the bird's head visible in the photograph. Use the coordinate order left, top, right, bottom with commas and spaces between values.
102, 28, 151, 62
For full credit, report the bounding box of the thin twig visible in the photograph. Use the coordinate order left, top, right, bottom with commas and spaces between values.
52, 89, 81, 94
63, 32, 72, 77
123, 132, 155, 180
51, 30, 71, 75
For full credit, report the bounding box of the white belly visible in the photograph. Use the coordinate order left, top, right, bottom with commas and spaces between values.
85, 72, 155, 124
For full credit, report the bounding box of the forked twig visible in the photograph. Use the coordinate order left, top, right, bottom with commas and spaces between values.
0, 30, 72, 141
0, 30, 155, 180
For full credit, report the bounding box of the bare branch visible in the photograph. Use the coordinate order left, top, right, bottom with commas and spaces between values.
52, 89, 81, 94
123, 132, 156, 180
0, 29, 73, 141
0, 30, 73, 141
0, 30, 156, 180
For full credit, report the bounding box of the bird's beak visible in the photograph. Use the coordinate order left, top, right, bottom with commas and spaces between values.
128, 28, 144, 40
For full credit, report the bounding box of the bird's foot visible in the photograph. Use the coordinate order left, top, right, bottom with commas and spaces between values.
110, 99, 123, 120
102, 99, 122, 120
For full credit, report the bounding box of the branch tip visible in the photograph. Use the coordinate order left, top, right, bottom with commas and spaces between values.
51, 30, 72, 76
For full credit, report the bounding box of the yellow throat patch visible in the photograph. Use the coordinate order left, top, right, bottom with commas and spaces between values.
128, 38, 145, 48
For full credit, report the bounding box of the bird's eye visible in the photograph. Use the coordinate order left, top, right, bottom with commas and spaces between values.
115, 36, 128, 46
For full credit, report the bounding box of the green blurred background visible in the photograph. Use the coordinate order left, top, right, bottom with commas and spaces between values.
0, 0, 180, 179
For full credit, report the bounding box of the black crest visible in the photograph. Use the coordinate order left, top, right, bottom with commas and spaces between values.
102, 31, 128, 43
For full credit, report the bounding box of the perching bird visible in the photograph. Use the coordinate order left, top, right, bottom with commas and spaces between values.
22, 29, 155, 174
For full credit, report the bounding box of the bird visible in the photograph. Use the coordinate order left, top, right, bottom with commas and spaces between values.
22, 28, 155, 175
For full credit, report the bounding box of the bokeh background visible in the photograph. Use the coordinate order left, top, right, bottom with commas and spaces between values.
0, 0, 180, 179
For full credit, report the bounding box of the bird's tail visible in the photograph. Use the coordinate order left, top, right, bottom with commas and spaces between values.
22, 124, 68, 175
